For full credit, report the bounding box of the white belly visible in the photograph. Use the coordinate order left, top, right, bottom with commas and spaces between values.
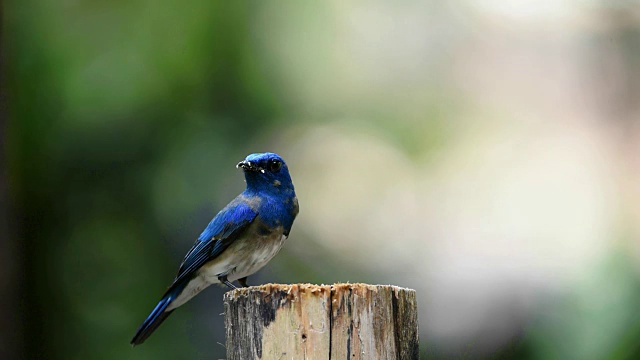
226, 233, 288, 281
167, 230, 287, 310
201, 231, 288, 282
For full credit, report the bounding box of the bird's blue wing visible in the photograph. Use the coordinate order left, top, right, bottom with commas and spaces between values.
131, 197, 257, 346
173, 197, 257, 285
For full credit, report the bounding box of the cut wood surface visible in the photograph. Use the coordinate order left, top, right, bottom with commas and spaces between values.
224, 283, 418, 360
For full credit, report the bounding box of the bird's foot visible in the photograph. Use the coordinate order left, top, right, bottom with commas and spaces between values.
238, 277, 249, 288
219, 275, 238, 290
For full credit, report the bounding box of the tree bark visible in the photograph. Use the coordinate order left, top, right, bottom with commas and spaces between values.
224, 283, 419, 360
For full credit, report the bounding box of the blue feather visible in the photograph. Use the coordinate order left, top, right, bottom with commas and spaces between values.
175, 199, 257, 284
130, 281, 187, 345
130, 199, 258, 346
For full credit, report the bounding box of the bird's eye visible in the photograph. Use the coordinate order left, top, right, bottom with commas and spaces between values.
267, 159, 282, 172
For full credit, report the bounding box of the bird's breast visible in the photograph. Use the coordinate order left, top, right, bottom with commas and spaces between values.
241, 231, 287, 272
198, 221, 288, 282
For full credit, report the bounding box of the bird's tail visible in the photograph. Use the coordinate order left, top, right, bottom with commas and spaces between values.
130, 282, 186, 346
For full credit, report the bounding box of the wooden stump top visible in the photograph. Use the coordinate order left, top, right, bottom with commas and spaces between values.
224, 283, 419, 360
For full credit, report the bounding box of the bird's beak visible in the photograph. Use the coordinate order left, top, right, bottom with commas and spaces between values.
236, 160, 258, 172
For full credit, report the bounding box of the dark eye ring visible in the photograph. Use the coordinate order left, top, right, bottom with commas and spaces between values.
267, 159, 282, 172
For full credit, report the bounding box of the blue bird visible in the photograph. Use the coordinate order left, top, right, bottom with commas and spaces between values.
131, 152, 299, 346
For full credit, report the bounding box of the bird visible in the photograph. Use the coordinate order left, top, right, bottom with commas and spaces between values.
130, 152, 299, 346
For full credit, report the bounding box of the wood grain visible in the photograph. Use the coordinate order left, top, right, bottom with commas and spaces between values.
224, 283, 418, 359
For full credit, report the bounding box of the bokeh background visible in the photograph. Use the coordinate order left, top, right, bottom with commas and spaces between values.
4, 1, 640, 359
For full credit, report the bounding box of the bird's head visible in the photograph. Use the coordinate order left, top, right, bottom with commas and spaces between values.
237, 152, 295, 193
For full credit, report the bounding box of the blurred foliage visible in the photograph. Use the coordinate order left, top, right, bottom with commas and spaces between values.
5, 1, 284, 359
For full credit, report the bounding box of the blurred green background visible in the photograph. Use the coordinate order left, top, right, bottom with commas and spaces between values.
4, 1, 640, 359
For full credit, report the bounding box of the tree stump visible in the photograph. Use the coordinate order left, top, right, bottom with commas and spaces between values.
224, 283, 419, 360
